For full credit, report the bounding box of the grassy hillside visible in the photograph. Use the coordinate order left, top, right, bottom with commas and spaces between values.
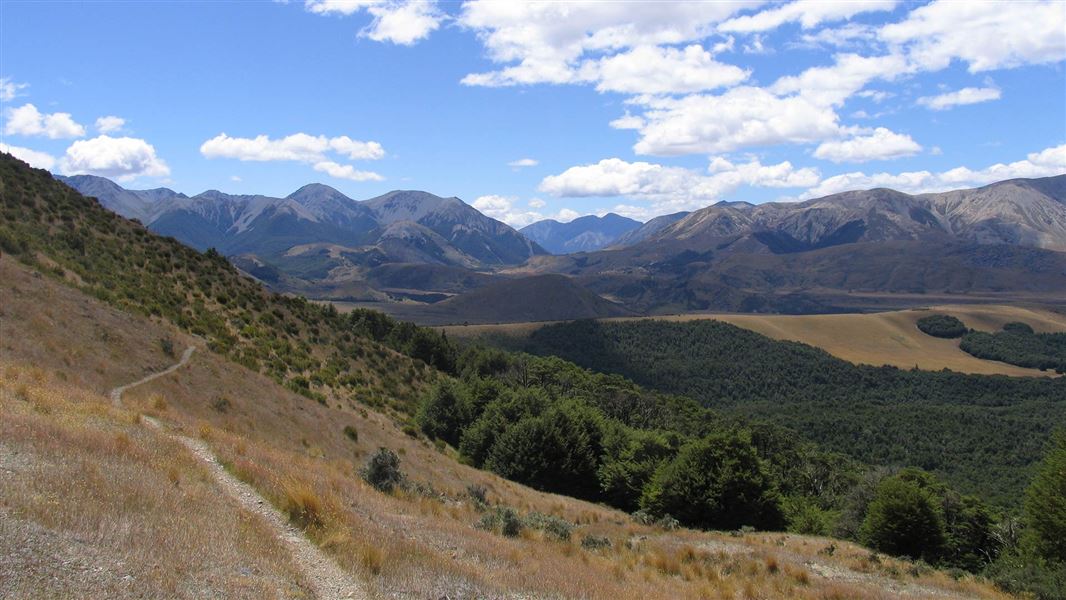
0, 153, 440, 415
496, 319, 1066, 508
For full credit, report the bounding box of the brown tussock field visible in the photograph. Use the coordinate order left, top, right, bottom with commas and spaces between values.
0, 256, 1017, 599
441, 304, 1066, 377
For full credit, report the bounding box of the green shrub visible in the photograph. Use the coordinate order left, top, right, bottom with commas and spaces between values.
581, 534, 611, 550
360, 448, 404, 493
343, 425, 358, 443
859, 474, 945, 562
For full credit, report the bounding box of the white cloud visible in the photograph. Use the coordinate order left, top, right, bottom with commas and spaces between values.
540, 156, 819, 215
472, 194, 582, 227
230, 175, 242, 182
58, 135, 170, 181
201, 132, 384, 182
0, 77, 29, 101
4, 103, 86, 139
917, 86, 1001, 110
312, 160, 383, 181
328, 136, 386, 160
1, 143, 56, 170
508, 158, 538, 168
95, 115, 126, 134
720, 0, 898, 34
363, 1, 441, 45
880, 0, 1066, 72
459, 1, 755, 88
803, 143, 1066, 198
813, 127, 921, 163
305, 0, 441, 45
770, 52, 911, 107
626, 87, 844, 155
579, 44, 748, 94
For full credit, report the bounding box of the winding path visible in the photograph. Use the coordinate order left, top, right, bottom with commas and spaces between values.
109, 346, 196, 406
109, 347, 365, 600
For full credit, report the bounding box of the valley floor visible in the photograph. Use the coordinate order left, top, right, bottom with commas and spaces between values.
441, 304, 1066, 377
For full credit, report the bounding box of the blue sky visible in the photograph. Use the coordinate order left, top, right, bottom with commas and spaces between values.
2, 1, 1064, 225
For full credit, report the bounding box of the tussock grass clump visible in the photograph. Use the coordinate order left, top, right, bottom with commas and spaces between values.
282, 479, 325, 530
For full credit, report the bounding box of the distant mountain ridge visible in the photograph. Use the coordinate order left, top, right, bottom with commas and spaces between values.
55, 165, 1066, 321
646, 177, 1066, 252
520, 213, 641, 253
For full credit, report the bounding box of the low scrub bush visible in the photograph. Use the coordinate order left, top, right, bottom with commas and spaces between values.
360, 447, 404, 493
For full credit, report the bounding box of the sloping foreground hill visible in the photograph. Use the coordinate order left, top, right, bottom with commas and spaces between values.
0, 156, 1014, 596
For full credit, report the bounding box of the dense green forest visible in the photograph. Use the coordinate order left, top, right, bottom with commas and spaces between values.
959, 322, 1066, 373
493, 319, 1066, 508
4, 153, 1065, 596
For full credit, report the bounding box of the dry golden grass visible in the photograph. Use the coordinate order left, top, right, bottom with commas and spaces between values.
0, 364, 311, 599
0, 257, 1019, 599
442, 304, 1066, 377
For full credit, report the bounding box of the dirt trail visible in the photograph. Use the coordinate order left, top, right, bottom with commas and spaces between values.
110, 348, 365, 600
109, 346, 196, 406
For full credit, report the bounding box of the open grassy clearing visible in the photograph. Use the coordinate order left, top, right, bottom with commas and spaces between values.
0, 254, 1014, 599
441, 304, 1066, 377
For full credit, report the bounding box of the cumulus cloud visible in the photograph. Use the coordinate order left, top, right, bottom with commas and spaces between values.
312, 160, 384, 181
540, 156, 819, 215
304, 0, 441, 45
880, 0, 1066, 72
917, 86, 1001, 110
626, 87, 843, 155
770, 53, 911, 107
813, 127, 921, 163
579, 44, 749, 94
803, 143, 1066, 198
508, 158, 538, 168
0, 143, 56, 170
4, 103, 86, 139
720, 0, 899, 34
459, 1, 754, 88
201, 132, 384, 182
58, 135, 170, 181
95, 115, 126, 133
471, 194, 569, 227
200, 132, 384, 162
0, 77, 29, 101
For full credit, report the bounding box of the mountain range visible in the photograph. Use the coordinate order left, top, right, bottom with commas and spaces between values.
56, 166, 1066, 322
520, 213, 641, 253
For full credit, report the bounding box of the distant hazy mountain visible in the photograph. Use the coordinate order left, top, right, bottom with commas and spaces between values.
610, 211, 690, 247
520, 213, 641, 253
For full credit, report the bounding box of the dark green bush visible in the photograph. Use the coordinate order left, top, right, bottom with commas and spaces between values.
360, 448, 404, 493
916, 314, 968, 338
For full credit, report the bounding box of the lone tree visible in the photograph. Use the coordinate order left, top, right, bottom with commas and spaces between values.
640, 431, 784, 531
860, 473, 946, 562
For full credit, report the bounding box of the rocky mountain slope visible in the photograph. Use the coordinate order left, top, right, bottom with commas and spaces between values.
520, 213, 641, 253
57, 175, 546, 286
